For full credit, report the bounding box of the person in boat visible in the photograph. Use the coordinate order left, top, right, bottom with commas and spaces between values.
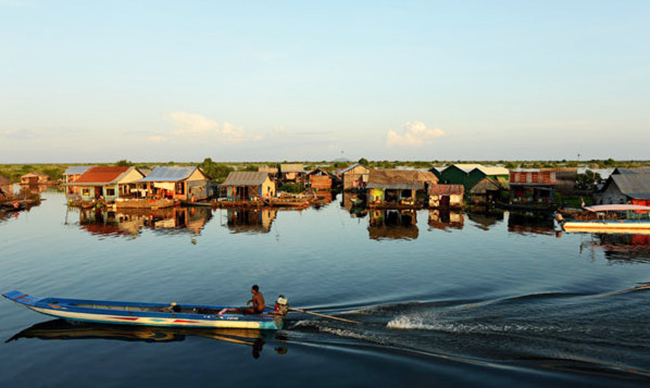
243, 284, 265, 315
218, 285, 265, 315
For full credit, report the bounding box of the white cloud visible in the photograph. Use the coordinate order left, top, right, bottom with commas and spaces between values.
164, 111, 262, 143
222, 122, 263, 142
148, 136, 168, 142
386, 121, 446, 147
165, 111, 219, 136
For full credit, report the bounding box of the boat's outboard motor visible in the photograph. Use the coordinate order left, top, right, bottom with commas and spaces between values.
274, 295, 289, 316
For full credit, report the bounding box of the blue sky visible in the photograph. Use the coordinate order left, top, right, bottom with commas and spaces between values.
1, 1, 648, 163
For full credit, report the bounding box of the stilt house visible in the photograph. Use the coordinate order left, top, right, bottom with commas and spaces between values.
367, 169, 438, 207
339, 163, 370, 191
137, 166, 210, 201
307, 168, 341, 190
71, 166, 145, 202
221, 172, 276, 201
63, 166, 94, 195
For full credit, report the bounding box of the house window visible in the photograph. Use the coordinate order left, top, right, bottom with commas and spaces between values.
106, 188, 116, 196
82, 188, 90, 196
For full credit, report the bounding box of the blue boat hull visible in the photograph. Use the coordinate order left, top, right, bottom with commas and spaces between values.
3, 291, 283, 330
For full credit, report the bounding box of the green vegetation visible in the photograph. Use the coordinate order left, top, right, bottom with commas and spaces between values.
278, 183, 303, 193
198, 158, 234, 183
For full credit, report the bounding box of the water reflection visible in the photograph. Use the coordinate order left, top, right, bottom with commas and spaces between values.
428, 209, 464, 231
72, 206, 212, 238
340, 192, 367, 218
507, 211, 556, 236
7, 319, 284, 359
581, 234, 650, 264
226, 208, 278, 234
368, 209, 418, 240
309, 191, 336, 210
466, 207, 504, 231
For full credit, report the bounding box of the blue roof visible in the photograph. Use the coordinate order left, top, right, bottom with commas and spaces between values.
63, 166, 93, 175
139, 166, 200, 182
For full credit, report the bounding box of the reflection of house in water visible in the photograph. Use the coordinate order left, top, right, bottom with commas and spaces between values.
428, 210, 464, 231
341, 192, 367, 218
77, 207, 212, 238
226, 208, 277, 234
466, 209, 504, 231
78, 208, 144, 238
507, 212, 555, 236
368, 209, 418, 240
583, 233, 650, 264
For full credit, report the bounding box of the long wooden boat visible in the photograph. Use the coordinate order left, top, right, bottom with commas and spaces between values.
3, 291, 284, 330
561, 204, 650, 234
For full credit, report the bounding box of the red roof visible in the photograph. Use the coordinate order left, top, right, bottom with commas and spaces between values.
75, 166, 132, 184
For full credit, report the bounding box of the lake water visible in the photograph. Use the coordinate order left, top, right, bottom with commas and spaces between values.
1, 190, 650, 387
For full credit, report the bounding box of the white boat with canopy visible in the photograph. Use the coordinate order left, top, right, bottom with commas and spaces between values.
561, 204, 650, 234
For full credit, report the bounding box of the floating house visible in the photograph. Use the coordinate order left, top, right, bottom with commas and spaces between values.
595, 172, 650, 206
306, 168, 340, 190
428, 184, 464, 208
221, 172, 276, 202
435, 164, 509, 192
20, 172, 52, 185
339, 164, 370, 191
279, 164, 305, 183
0, 174, 13, 198
508, 168, 576, 206
509, 170, 556, 204
467, 177, 504, 205
70, 166, 145, 202
63, 166, 94, 195
367, 169, 438, 208
137, 166, 210, 201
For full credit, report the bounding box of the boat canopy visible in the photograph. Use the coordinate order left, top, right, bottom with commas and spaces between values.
584, 204, 650, 212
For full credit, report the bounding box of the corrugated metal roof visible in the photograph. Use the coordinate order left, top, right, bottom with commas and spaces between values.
74, 166, 133, 184
614, 167, 650, 175
339, 163, 368, 175
139, 166, 199, 182
474, 166, 510, 176
428, 184, 464, 195
222, 171, 269, 186
367, 169, 437, 190
611, 174, 650, 199
450, 164, 483, 173
63, 166, 94, 176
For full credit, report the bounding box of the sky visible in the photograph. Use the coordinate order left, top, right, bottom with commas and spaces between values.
1, 1, 649, 163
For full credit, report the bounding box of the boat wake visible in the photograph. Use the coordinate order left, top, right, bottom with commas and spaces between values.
285, 286, 650, 383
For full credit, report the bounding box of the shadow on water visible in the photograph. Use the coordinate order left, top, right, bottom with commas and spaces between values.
286, 284, 650, 383
7, 319, 288, 360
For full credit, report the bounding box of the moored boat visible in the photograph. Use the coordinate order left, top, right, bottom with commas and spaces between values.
3, 291, 287, 330
561, 204, 650, 234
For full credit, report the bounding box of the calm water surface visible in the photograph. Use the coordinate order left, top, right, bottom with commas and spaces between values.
1, 191, 649, 387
